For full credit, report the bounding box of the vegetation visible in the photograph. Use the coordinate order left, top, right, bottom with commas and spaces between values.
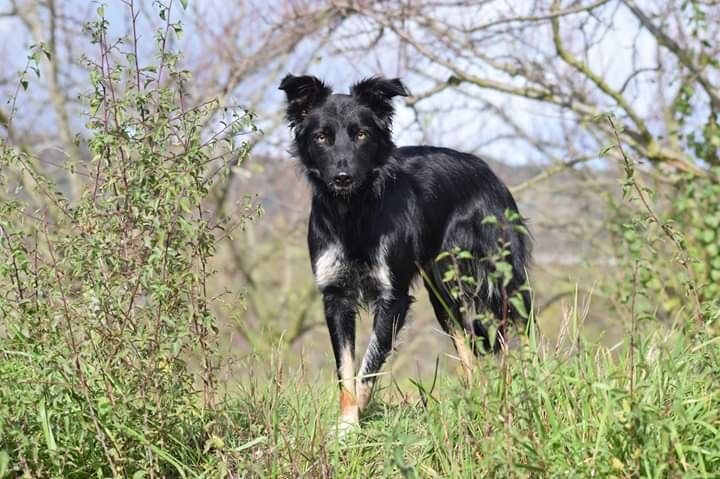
3, 313, 719, 476
224, 327, 720, 478
0, 1, 718, 477
0, 4, 256, 476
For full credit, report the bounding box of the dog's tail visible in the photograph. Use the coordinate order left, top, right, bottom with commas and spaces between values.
509, 216, 533, 324
470, 282, 531, 353
472, 236, 533, 353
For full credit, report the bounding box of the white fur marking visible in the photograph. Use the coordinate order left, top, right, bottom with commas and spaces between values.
335, 418, 359, 438
371, 237, 393, 299
314, 244, 345, 288
339, 345, 355, 393
356, 380, 373, 411
338, 345, 359, 426
358, 332, 379, 379
357, 332, 380, 412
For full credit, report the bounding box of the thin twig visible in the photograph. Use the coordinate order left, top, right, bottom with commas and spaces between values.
608, 116, 704, 324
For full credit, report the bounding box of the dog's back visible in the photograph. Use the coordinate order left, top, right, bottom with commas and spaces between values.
359, 145, 531, 339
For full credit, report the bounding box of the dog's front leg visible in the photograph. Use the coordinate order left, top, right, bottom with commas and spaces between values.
322, 287, 359, 433
357, 294, 412, 412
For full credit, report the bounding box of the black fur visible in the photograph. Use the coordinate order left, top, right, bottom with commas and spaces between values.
280, 74, 531, 408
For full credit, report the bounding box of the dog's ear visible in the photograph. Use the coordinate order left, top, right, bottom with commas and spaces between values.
350, 77, 409, 126
279, 74, 332, 127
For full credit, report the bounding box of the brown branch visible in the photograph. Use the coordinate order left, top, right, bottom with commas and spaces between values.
511, 156, 595, 194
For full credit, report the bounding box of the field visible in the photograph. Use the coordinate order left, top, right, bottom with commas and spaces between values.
3, 315, 719, 477
2, 1, 720, 477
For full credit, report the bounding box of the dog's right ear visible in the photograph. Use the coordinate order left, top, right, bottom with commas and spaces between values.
278, 74, 332, 128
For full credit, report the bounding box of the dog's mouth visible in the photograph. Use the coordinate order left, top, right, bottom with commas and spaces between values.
330, 183, 354, 197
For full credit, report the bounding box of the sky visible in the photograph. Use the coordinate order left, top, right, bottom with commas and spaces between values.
0, 1, 708, 170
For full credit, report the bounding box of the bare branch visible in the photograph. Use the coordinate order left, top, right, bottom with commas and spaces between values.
621, 0, 720, 110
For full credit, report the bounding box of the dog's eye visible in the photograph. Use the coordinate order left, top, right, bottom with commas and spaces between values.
315, 133, 328, 144
355, 130, 368, 141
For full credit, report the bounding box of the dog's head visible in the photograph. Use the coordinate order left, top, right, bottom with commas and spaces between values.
279, 74, 408, 197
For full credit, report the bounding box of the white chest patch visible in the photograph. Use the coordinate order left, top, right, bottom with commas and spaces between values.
314, 238, 395, 300
314, 244, 346, 289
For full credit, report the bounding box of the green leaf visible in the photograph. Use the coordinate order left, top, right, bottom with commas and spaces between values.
701, 229, 715, 243
513, 224, 529, 236
598, 144, 615, 157
0, 451, 9, 477
39, 43, 52, 61
179, 0, 189, 9
442, 269, 456, 282
509, 295, 528, 318
203, 434, 225, 453
233, 435, 266, 452
38, 401, 57, 451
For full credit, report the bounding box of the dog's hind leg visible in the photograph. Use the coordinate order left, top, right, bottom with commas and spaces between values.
321, 287, 359, 434
356, 294, 412, 412
423, 277, 476, 383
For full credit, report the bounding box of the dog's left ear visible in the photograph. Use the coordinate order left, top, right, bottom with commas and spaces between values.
350, 77, 409, 126
279, 74, 332, 128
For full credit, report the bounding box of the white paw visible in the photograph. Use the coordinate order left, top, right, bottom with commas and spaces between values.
332, 417, 360, 440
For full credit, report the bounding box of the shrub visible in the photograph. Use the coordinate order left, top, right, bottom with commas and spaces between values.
0, 3, 255, 475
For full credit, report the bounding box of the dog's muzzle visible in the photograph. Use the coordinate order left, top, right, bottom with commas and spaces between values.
332, 172, 354, 195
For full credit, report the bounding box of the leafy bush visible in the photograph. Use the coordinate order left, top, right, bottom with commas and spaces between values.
673, 174, 720, 308
0, 4, 255, 476
604, 115, 718, 331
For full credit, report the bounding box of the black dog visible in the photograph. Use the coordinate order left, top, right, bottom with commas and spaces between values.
279, 74, 531, 432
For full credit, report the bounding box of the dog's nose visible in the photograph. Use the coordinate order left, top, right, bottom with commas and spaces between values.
333, 172, 352, 187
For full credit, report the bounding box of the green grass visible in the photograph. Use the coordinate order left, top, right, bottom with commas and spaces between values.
222, 330, 720, 478
2, 325, 719, 477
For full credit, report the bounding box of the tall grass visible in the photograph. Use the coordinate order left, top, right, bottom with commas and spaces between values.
215, 317, 720, 478
3, 309, 718, 476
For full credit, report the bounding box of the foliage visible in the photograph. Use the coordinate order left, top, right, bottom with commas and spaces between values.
604, 113, 718, 332
0, 2, 256, 476
668, 0, 720, 321
673, 173, 720, 305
